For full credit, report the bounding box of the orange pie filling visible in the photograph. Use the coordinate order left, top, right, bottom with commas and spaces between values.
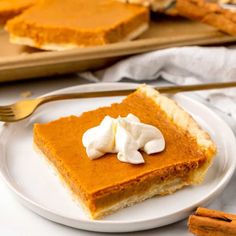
0, 0, 35, 25
6, 0, 149, 50
33, 86, 216, 219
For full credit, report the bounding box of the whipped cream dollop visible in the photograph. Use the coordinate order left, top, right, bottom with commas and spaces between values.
82, 114, 165, 164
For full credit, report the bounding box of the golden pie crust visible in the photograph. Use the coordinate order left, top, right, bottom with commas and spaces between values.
176, 0, 236, 36
6, 0, 149, 50
33, 85, 216, 219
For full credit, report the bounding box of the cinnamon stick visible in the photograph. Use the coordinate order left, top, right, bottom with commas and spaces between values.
188, 207, 236, 236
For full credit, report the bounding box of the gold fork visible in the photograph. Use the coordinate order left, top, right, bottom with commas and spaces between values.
1, 81, 236, 122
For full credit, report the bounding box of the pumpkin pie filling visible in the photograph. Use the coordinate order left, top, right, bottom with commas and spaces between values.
6, 0, 149, 50
0, 0, 36, 24
34, 86, 216, 219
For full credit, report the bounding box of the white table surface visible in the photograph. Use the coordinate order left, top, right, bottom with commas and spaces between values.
0, 75, 236, 236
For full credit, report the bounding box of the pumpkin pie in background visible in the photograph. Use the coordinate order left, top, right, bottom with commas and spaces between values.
123, 0, 236, 36
0, 0, 36, 25
6, 0, 149, 50
176, 0, 236, 36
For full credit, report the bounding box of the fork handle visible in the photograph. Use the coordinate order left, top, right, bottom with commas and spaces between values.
38, 89, 135, 104
38, 81, 236, 104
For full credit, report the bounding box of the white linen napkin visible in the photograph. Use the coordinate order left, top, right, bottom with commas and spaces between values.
80, 46, 236, 121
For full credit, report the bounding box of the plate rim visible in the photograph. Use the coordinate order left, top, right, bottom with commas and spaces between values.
0, 82, 236, 231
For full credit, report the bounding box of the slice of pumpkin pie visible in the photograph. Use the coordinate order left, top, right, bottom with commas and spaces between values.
33, 85, 216, 219
6, 0, 149, 50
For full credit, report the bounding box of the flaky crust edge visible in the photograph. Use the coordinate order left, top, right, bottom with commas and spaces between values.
137, 85, 217, 158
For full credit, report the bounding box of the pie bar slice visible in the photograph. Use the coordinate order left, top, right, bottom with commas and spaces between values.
0, 0, 36, 25
33, 85, 216, 219
123, 0, 236, 36
176, 0, 236, 36
6, 0, 149, 50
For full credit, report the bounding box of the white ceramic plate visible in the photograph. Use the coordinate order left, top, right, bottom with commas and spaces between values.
0, 83, 235, 233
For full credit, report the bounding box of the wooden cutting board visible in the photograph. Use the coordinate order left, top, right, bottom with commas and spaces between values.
0, 16, 236, 82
